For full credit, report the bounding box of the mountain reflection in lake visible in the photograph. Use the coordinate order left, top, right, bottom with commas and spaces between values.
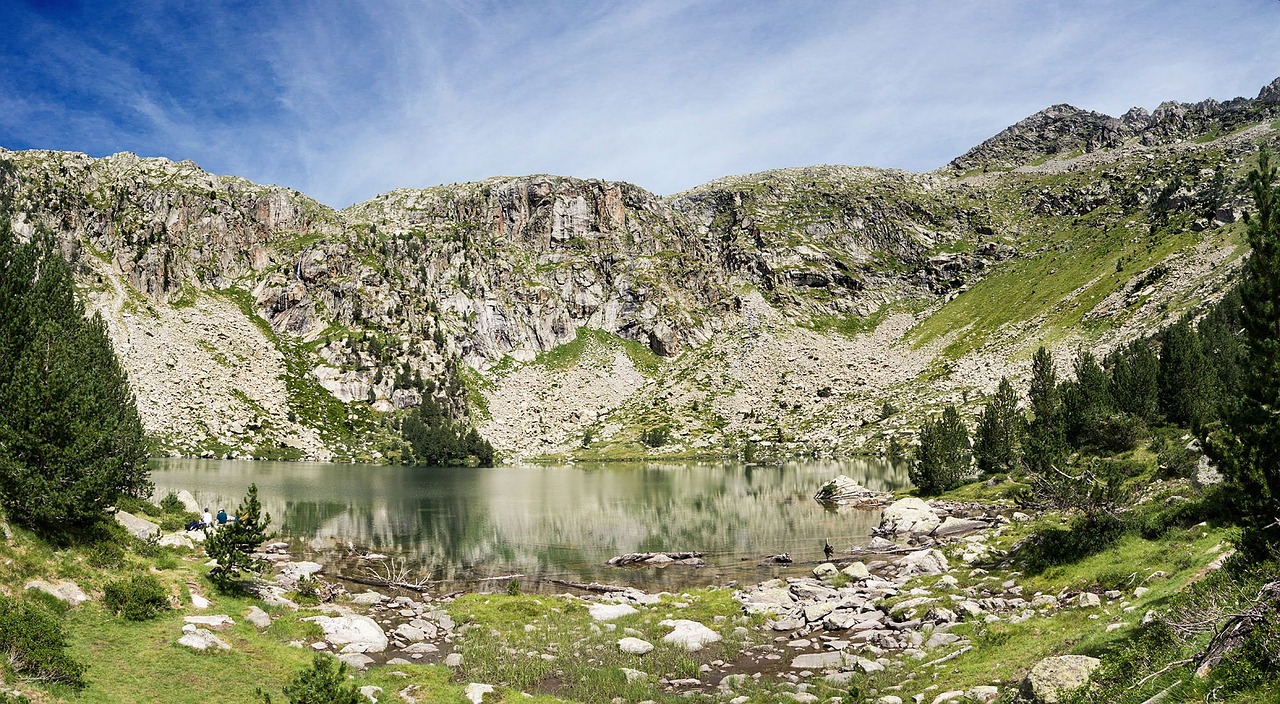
151, 458, 911, 592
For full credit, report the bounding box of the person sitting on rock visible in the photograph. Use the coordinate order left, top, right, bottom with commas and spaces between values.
201, 507, 214, 529
216, 508, 229, 525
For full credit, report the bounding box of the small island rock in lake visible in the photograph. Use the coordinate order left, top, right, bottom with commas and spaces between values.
813, 475, 891, 507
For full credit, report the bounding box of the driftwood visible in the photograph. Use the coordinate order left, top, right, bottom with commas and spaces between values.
1194, 579, 1280, 678
544, 579, 631, 593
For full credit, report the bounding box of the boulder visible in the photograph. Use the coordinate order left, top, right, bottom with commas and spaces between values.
879, 498, 941, 535
659, 619, 721, 651
814, 475, 890, 506
1017, 655, 1101, 703
588, 603, 638, 621
359, 685, 382, 703
1076, 592, 1101, 608
813, 562, 840, 579
245, 606, 272, 628
352, 591, 385, 605
25, 579, 90, 606
790, 651, 846, 670
740, 586, 795, 615
394, 624, 427, 642
933, 516, 990, 537
841, 561, 870, 579
618, 637, 654, 654
184, 615, 234, 630
176, 490, 201, 513
1195, 455, 1224, 487
339, 653, 375, 671
178, 627, 231, 651
304, 615, 388, 653
895, 548, 949, 577
158, 533, 194, 549
114, 510, 160, 541
464, 683, 495, 704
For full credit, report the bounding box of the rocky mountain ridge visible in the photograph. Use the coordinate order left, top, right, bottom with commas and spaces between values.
2, 77, 1278, 462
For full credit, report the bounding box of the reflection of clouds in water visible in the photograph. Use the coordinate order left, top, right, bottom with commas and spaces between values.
152, 458, 910, 584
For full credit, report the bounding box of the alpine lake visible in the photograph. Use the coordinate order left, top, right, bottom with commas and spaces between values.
151, 458, 910, 594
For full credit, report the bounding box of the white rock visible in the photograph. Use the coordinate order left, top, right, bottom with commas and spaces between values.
191, 593, 211, 609
620, 667, 647, 683
1076, 592, 1101, 608
175, 490, 201, 513
589, 603, 639, 621
842, 561, 870, 579
464, 683, 495, 704
659, 619, 722, 652
895, 548, 949, 577
183, 615, 234, 630
359, 685, 382, 703
303, 615, 388, 653
352, 591, 385, 605
618, 637, 654, 655
25, 579, 90, 606
114, 510, 160, 541
158, 533, 194, 549
178, 628, 231, 651
879, 498, 941, 535
339, 653, 374, 671
1133, 586, 1149, 598
245, 606, 272, 628
813, 562, 840, 578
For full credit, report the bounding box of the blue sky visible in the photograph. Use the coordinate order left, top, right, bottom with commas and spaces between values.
2, 1, 1278, 207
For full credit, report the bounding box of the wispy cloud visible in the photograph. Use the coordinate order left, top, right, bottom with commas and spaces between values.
1, 0, 1278, 207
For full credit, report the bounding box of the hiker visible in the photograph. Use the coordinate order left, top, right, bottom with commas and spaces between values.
216, 508, 229, 525
201, 507, 214, 529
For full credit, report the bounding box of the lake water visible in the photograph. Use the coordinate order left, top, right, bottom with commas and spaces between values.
151, 458, 911, 592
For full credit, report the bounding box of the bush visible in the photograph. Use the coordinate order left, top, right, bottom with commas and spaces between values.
159, 492, 185, 513
265, 655, 363, 704
292, 575, 320, 606
640, 425, 670, 448
103, 573, 170, 621
1015, 514, 1127, 574
85, 541, 125, 569
0, 596, 86, 688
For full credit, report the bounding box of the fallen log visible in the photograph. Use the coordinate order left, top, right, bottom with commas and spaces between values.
544, 579, 631, 593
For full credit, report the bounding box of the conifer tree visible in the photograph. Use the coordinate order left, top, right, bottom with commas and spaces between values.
974, 377, 1021, 474
1219, 147, 1280, 558
1158, 321, 1207, 428
1106, 339, 1160, 423
1024, 346, 1067, 473
0, 222, 150, 536
205, 483, 273, 592
910, 405, 970, 495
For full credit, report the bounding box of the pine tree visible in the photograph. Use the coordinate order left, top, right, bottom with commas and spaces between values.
1219, 147, 1280, 558
0, 224, 150, 536
1158, 321, 1207, 428
205, 483, 273, 592
1061, 350, 1119, 450
1024, 346, 1067, 473
1106, 339, 1159, 423
910, 405, 971, 495
974, 377, 1021, 474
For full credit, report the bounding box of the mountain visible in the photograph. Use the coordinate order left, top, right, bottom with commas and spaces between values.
2, 78, 1277, 463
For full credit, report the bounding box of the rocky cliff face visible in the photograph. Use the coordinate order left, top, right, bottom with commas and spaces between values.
3, 77, 1278, 462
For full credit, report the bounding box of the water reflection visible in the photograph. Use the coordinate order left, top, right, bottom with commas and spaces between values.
152, 458, 911, 590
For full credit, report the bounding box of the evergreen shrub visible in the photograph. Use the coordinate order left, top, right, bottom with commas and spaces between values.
103, 573, 170, 621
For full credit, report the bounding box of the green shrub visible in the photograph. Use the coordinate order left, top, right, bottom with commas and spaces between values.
102, 573, 170, 621
85, 540, 125, 569
159, 492, 185, 513
640, 425, 670, 448
159, 512, 198, 532
270, 654, 363, 704
0, 596, 86, 688
115, 496, 161, 518
292, 575, 320, 606
1015, 514, 1126, 574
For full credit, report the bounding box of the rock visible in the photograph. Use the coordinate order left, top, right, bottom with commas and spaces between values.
1195, 455, 1224, 487
304, 615, 388, 653
877, 698, 904, 704
621, 667, 647, 683
158, 533, 194, 548
175, 490, 201, 513
281, 561, 323, 578
589, 603, 639, 621
178, 628, 231, 651
184, 615, 234, 630
803, 601, 836, 622
814, 475, 890, 506
445, 653, 464, 667
824, 609, 884, 631
1133, 586, 1149, 598
842, 561, 870, 579
879, 498, 941, 535
402, 643, 439, 654
25, 579, 90, 606
1076, 592, 1101, 608
1017, 655, 1101, 703
931, 691, 967, 704
191, 593, 211, 609
966, 686, 1000, 703
241, 606, 270, 629
618, 637, 654, 654
393, 624, 427, 642
813, 562, 840, 578
339, 653, 375, 671
790, 651, 845, 670
933, 516, 990, 537
1012, 512, 1032, 522
464, 683, 495, 704
352, 591, 385, 605
740, 586, 795, 615
770, 617, 805, 631
895, 548, 949, 576
359, 685, 382, 703
658, 619, 721, 651
114, 510, 160, 541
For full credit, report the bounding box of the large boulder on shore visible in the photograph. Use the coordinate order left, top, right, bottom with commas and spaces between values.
1016, 655, 1101, 703
878, 498, 940, 535
303, 614, 388, 653
114, 510, 160, 541
895, 548, 949, 577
